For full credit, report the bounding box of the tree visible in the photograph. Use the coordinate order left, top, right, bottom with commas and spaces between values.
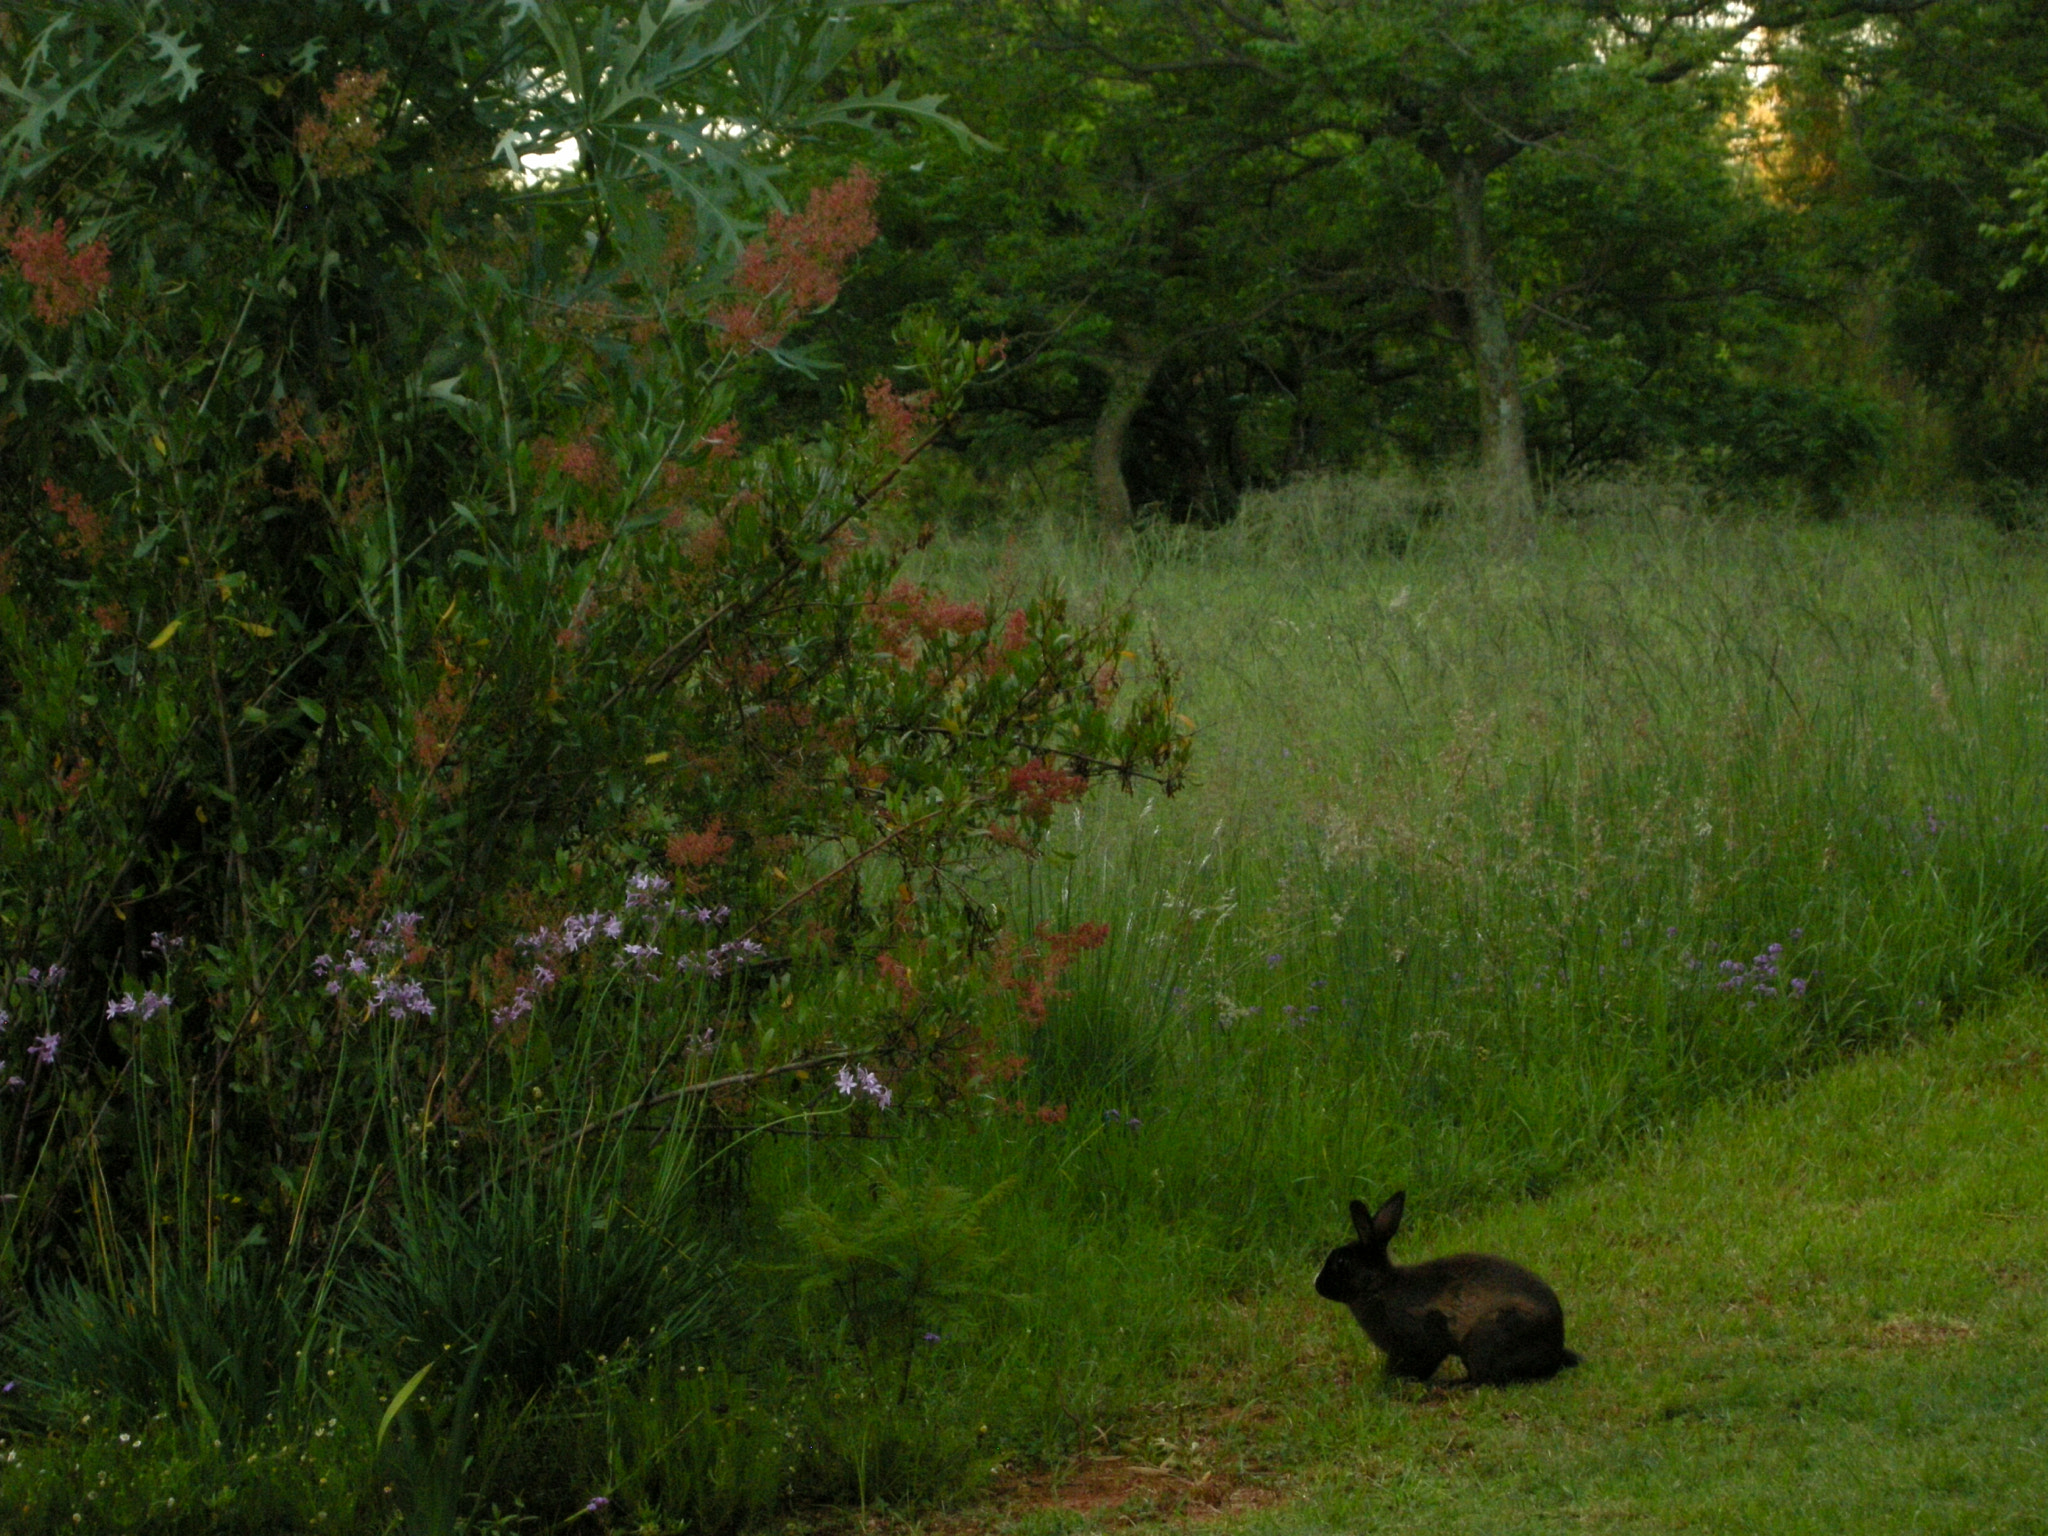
806, 0, 1339, 526
1767, 0, 2048, 484
997, 0, 1939, 517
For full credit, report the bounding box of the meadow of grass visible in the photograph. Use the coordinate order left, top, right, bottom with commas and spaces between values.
893, 489, 2048, 1221
8, 485, 2048, 1531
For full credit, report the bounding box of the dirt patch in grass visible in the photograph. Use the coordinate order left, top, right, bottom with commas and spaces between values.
1868, 1314, 1977, 1348
984, 1453, 1282, 1524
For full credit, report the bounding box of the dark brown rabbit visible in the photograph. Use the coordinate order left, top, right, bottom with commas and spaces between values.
1314, 1192, 1579, 1385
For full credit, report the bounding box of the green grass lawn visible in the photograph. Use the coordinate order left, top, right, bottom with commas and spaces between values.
962, 987, 2048, 1535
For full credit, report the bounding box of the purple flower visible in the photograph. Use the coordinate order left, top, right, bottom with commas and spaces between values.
367, 977, 435, 1020
1264, 953, 1282, 969
491, 989, 537, 1029
1790, 977, 1808, 997
625, 872, 671, 909
677, 937, 767, 979
583, 1495, 610, 1514
107, 990, 174, 1023
835, 1063, 891, 1109
28, 1034, 59, 1067
922, 1331, 942, 1344
368, 912, 423, 959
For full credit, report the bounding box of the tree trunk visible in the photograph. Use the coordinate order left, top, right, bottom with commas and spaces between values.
1090, 344, 1162, 530
1444, 161, 1536, 519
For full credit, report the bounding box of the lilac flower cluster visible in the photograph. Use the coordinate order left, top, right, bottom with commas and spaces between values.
491, 876, 750, 1028
516, 910, 619, 958
1101, 1107, 1143, 1133
1709, 931, 1809, 1001
676, 936, 767, 979
2, 962, 78, 1087
314, 912, 435, 1019
835, 1063, 892, 1109
491, 965, 555, 1029
624, 872, 670, 909
105, 990, 173, 1022
368, 976, 435, 1020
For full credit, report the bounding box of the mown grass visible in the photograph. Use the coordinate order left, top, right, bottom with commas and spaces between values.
958, 982, 2048, 1535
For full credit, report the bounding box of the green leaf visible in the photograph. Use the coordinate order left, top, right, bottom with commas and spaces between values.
147, 29, 202, 99
376, 1359, 436, 1449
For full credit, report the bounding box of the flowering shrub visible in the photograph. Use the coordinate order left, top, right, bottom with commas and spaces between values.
0, 2, 1188, 1296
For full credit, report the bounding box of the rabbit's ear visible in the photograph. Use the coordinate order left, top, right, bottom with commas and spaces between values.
1372, 1191, 1406, 1242
1349, 1198, 1375, 1240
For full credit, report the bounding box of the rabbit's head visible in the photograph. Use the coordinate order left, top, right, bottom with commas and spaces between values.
1313, 1193, 1403, 1301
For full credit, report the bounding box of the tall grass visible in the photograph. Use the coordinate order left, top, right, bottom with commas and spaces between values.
858, 490, 2048, 1287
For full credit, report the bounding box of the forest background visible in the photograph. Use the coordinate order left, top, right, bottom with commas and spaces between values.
2, 1, 2048, 1532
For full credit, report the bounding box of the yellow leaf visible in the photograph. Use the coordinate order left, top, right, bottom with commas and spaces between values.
438, 596, 458, 625
642, 751, 670, 766
233, 619, 275, 639
147, 620, 182, 651
150, 434, 167, 455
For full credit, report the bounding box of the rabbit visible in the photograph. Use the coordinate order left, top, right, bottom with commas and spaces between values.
1314, 1192, 1580, 1385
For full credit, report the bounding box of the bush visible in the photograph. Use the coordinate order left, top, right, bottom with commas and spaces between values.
0, 9, 1190, 1525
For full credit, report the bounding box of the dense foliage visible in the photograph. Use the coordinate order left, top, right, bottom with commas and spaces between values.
753, 0, 2042, 522
0, 0, 1184, 1429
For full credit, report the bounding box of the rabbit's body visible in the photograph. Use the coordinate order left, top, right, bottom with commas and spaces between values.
1315, 1194, 1579, 1386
